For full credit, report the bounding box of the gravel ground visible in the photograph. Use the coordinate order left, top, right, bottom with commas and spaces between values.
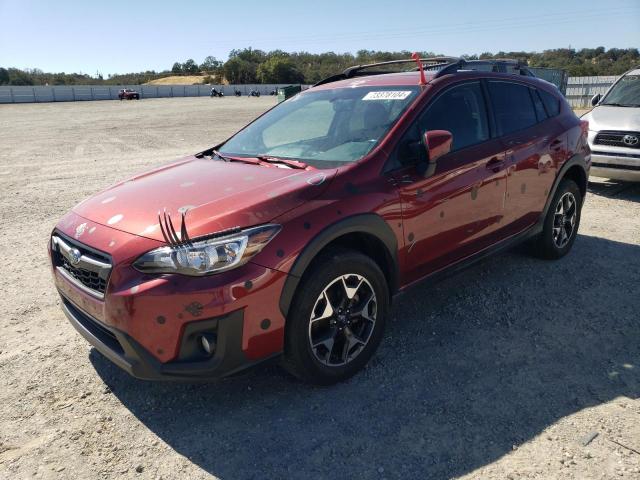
0, 97, 638, 480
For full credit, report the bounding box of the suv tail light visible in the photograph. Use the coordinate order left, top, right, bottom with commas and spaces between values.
580, 120, 589, 136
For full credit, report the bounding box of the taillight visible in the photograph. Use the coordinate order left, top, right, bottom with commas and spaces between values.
580, 120, 589, 136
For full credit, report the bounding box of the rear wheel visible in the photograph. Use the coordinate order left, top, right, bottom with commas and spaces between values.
532, 179, 582, 259
282, 249, 388, 385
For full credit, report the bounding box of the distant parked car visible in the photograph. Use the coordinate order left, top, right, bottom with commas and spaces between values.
582, 66, 640, 182
118, 89, 140, 100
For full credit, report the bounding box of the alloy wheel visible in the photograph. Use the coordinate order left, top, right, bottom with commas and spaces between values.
308, 274, 377, 367
552, 191, 577, 248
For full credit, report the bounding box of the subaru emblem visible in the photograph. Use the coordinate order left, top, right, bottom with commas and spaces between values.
69, 248, 82, 265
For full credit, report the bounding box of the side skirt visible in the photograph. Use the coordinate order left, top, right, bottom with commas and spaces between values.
395, 222, 542, 298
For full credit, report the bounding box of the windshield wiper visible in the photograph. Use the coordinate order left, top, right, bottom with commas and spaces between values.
213, 150, 309, 169
255, 155, 309, 169
212, 150, 264, 166
212, 149, 231, 162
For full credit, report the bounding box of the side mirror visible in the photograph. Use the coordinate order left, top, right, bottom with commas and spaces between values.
420, 130, 453, 177
591, 94, 601, 107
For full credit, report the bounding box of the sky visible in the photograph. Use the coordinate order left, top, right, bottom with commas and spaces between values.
0, 0, 638, 75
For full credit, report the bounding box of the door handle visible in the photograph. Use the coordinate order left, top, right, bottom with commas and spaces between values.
486, 157, 505, 172
398, 174, 414, 184
550, 139, 563, 151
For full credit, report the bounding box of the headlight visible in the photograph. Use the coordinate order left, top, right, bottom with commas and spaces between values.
133, 224, 281, 276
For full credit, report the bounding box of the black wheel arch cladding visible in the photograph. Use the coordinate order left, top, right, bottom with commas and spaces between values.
279, 213, 398, 318
540, 153, 588, 221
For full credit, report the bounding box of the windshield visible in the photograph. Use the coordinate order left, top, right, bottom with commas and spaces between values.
219, 86, 420, 168
601, 74, 640, 106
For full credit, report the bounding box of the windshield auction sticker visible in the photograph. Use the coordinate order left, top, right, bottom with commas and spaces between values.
363, 91, 412, 101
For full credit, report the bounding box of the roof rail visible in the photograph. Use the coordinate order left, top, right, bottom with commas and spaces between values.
433, 58, 534, 78
313, 56, 536, 87
313, 57, 460, 86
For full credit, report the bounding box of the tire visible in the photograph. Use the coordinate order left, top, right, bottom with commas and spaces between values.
282, 248, 389, 385
532, 179, 582, 259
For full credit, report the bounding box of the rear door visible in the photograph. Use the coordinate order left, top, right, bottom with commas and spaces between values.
390, 81, 509, 285
486, 81, 564, 234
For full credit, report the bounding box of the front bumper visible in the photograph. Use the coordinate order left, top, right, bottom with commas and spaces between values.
590, 151, 640, 182
50, 211, 290, 380
61, 293, 272, 380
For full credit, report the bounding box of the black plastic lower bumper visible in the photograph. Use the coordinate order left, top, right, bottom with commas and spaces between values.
60, 294, 256, 381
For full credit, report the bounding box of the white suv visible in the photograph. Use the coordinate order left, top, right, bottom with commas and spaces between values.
582, 67, 640, 182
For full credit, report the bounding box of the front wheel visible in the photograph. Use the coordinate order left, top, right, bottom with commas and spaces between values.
282, 249, 388, 385
531, 179, 582, 259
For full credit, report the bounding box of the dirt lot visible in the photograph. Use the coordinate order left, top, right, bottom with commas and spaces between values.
0, 97, 638, 480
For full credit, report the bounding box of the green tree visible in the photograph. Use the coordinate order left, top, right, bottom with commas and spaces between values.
200, 56, 222, 72
223, 57, 257, 83
182, 59, 199, 74
0, 67, 9, 85
7, 68, 33, 85
257, 57, 304, 83
171, 62, 183, 74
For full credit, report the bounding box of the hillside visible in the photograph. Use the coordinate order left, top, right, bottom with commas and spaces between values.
145, 75, 208, 85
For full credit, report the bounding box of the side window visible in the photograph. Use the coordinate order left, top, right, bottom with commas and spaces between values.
488, 81, 538, 135
531, 89, 548, 122
420, 82, 489, 152
539, 89, 561, 117
388, 123, 426, 170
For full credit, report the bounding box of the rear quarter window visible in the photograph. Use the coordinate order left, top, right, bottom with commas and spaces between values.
488, 81, 538, 136
539, 89, 561, 117
531, 89, 548, 122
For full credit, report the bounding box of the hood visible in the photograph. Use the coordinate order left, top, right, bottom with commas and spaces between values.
73, 156, 335, 242
583, 105, 640, 131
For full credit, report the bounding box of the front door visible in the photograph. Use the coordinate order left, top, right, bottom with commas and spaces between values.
391, 81, 509, 285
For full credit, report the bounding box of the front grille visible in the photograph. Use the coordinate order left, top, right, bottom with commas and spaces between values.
59, 255, 107, 292
594, 131, 640, 149
51, 233, 112, 298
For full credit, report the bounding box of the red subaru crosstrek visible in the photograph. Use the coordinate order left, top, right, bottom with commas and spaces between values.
49, 57, 590, 385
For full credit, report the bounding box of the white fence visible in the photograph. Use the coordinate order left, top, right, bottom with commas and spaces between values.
0, 84, 309, 104
0, 77, 620, 107
565, 76, 619, 108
